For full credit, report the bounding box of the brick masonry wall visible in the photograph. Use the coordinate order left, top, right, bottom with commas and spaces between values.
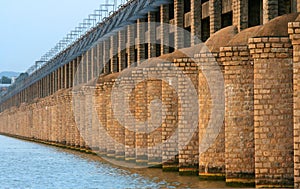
196, 53, 226, 178
220, 46, 255, 184
289, 21, 300, 188
160, 4, 170, 55
0, 89, 79, 147
132, 68, 148, 165
232, 0, 248, 31
118, 30, 127, 72
114, 78, 125, 160
137, 19, 146, 65
92, 87, 99, 151
143, 67, 163, 167
127, 24, 136, 68
249, 37, 294, 187
79, 89, 87, 148
104, 80, 116, 158
122, 75, 136, 162
84, 87, 93, 149
174, 0, 184, 49
210, 0, 222, 35
263, 0, 278, 24
175, 59, 199, 175
161, 62, 179, 171
191, 0, 201, 45
73, 90, 81, 148
95, 83, 107, 156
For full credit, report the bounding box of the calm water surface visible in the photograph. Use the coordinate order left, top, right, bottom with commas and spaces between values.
0, 135, 229, 188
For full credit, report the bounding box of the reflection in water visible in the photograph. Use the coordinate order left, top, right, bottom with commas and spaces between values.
0, 135, 228, 188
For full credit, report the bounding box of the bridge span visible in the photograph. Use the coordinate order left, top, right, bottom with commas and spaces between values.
1, 0, 300, 188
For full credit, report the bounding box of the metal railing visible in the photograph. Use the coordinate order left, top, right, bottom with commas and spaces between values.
0, 0, 172, 105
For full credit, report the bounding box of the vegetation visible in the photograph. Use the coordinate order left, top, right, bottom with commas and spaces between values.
0, 76, 12, 84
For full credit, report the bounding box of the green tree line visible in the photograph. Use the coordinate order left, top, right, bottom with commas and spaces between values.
0, 76, 12, 84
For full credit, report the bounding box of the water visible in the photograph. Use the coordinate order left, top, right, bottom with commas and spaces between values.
0, 135, 228, 188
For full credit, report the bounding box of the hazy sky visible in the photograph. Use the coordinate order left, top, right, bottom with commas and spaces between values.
0, 0, 110, 73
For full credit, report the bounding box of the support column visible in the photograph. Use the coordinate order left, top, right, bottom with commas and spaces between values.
104, 40, 110, 74
98, 43, 104, 74
249, 37, 294, 187
92, 46, 97, 79
161, 62, 179, 171
118, 30, 127, 71
38, 80, 41, 98
43, 78, 45, 97
97, 83, 107, 156
176, 59, 199, 175
160, 4, 170, 55
52, 72, 55, 94
73, 91, 81, 148
105, 80, 115, 158
210, 0, 222, 35
174, 0, 184, 49
85, 87, 93, 149
127, 24, 136, 67
87, 50, 92, 82
114, 78, 125, 160
124, 77, 136, 163
148, 12, 157, 58
221, 46, 255, 186
263, 0, 278, 24
133, 68, 148, 166
191, 0, 202, 45
197, 52, 226, 179
92, 85, 99, 151
55, 70, 58, 91
69, 62, 73, 88
111, 35, 118, 73
289, 22, 300, 188
232, 0, 249, 32
72, 60, 77, 87
79, 89, 86, 148
144, 68, 162, 167
137, 19, 146, 65
81, 55, 85, 84
64, 64, 68, 89
61, 66, 64, 89
77, 56, 83, 85
57, 69, 60, 91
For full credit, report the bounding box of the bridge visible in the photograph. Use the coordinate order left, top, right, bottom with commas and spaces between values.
1, 0, 300, 188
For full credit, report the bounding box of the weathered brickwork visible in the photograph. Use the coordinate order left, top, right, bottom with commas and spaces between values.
114, 78, 126, 160
123, 73, 136, 162
210, 0, 222, 34
137, 19, 146, 65
249, 37, 294, 187
232, 0, 248, 31
161, 62, 179, 171
143, 68, 162, 167
289, 21, 300, 188
132, 68, 148, 165
104, 78, 116, 158
1, 1, 300, 188
196, 52, 226, 179
175, 59, 199, 175
174, 0, 184, 49
96, 82, 107, 156
263, 0, 278, 24
190, 0, 201, 45
221, 46, 255, 184
160, 4, 169, 55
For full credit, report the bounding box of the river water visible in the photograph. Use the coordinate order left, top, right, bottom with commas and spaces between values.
0, 135, 229, 188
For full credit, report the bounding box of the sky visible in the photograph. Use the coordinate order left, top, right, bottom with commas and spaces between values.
0, 0, 112, 73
